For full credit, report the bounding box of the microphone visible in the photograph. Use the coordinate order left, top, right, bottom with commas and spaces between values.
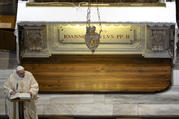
16, 83, 18, 91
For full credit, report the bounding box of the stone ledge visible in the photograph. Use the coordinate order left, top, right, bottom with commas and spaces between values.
173, 70, 179, 86
0, 70, 14, 78
104, 86, 179, 104
37, 103, 113, 116
26, 2, 166, 7
138, 104, 179, 116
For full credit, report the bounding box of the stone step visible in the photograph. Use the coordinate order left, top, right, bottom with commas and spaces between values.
0, 61, 17, 69
0, 51, 17, 69
173, 57, 179, 69
0, 70, 14, 78
0, 50, 16, 57
176, 60, 179, 64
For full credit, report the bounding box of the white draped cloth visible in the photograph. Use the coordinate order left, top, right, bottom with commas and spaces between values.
4, 71, 39, 119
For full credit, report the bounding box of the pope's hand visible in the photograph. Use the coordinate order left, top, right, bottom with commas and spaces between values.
10, 91, 16, 95
27, 91, 32, 96
27, 91, 32, 94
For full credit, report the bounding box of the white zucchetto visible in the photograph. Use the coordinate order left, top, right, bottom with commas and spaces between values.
16, 66, 24, 72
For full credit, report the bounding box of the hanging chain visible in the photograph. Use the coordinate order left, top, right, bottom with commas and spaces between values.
96, 0, 102, 34
97, 6, 102, 34
86, 0, 102, 34
87, 0, 91, 28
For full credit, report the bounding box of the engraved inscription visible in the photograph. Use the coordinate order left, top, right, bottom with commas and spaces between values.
58, 24, 135, 44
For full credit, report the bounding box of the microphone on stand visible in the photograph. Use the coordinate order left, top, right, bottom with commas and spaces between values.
16, 83, 18, 92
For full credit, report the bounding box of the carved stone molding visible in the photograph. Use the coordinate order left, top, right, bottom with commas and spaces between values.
18, 22, 175, 58
24, 26, 46, 51
144, 25, 174, 58
33, 0, 160, 3
19, 25, 49, 57
148, 28, 169, 51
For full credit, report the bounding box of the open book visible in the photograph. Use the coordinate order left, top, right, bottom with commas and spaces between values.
9, 93, 31, 100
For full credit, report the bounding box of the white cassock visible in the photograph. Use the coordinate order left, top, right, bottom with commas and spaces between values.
4, 71, 39, 119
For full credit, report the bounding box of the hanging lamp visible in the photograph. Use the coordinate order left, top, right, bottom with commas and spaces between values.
85, 0, 102, 53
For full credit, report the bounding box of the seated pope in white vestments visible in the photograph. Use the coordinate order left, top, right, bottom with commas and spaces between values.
4, 66, 39, 119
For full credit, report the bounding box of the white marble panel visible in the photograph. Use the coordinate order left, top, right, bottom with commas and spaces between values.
138, 104, 179, 116
37, 95, 111, 115
38, 103, 113, 116
113, 104, 138, 116
105, 86, 179, 104
36, 94, 51, 115
37, 103, 48, 115
73, 103, 113, 116
93, 94, 105, 103
47, 94, 94, 104
173, 69, 179, 86
37, 95, 50, 104
36, 103, 46, 115
42, 104, 75, 115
